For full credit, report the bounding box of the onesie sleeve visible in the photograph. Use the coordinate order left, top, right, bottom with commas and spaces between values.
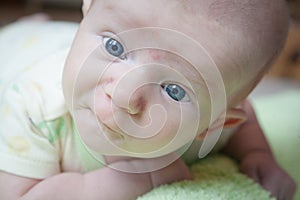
0, 21, 78, 179
0, 80, 61, 179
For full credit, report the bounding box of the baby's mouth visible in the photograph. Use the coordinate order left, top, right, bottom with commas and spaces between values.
100, 121, 126, 146
94, 84, 133, 146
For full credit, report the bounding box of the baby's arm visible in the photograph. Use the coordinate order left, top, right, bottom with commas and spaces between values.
0, 156, 192, 200
222, 101, 296, 200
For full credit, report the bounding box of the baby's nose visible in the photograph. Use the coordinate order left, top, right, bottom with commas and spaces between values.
102, 68, 151, 115
125, 88, 146, 115
105, 82, 148, 115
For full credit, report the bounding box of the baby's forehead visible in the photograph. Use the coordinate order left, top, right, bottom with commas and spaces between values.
90, 0, 287, 99
95, 0, 263, 30
93, 0, 256, 59
93, 0, 246, 60
92, 0, 250, 85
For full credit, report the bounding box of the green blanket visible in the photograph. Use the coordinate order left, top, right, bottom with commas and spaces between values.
138, 79, 300, 200
138, 154, 276, 200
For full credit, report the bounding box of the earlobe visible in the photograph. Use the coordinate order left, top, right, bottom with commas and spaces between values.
82, 0, 93, 16
196, 107, 247, 141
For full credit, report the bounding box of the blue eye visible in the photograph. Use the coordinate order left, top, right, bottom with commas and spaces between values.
163, 84, 190, 102
104, 37, 125, 59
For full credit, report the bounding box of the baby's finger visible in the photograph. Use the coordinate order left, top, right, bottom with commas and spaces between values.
261, 172, 296, 200
277, 177, 296, 200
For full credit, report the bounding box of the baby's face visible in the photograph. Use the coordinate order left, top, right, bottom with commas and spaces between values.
62, 0, 275, 158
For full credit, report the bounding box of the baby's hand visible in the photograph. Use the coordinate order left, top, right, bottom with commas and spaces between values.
240, 151, 296, 200
150, 157, 193, 187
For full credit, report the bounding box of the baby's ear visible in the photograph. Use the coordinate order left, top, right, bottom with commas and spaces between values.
82, 0, 93, 16
196, 107, 247, 140
223, 107, 247, 128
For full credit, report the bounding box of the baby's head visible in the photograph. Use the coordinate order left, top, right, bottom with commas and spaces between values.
62, 0, 289, 158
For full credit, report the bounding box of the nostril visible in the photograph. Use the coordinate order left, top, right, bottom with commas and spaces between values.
127, 108, 138, 115
102, 80, 114, 99
103, 87, 112, 99
128, 96, 146, 115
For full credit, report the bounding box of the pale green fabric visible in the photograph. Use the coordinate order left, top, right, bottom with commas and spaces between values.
138, 154, 275, 200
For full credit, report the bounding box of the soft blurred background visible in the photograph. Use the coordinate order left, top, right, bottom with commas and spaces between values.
0, 0, 82, 25
269, 0, 300, 81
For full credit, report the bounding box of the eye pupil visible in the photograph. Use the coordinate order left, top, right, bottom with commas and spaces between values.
172, 88, 179, 94
112, 45, 118, 51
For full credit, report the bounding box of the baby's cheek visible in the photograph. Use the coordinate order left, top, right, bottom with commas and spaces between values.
179, 105, 201, 137
148, 49, 162, 61
154, 104, 199, 149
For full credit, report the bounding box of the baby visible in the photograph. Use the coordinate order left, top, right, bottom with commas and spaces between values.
0, 0, 296, 199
